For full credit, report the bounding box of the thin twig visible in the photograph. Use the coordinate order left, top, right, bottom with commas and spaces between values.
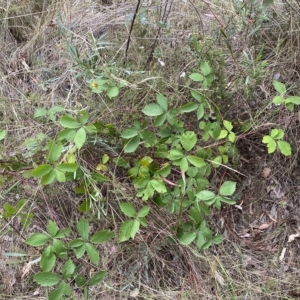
124, 0, 142, 59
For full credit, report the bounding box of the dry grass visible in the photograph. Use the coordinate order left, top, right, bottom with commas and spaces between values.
1, 0, 300, 299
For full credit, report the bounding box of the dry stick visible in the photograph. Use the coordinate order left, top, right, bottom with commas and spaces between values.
124, 0, 142, 59
284, 0, 300, 17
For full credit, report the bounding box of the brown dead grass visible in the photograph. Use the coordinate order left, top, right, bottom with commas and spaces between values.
1, 0, 300, 299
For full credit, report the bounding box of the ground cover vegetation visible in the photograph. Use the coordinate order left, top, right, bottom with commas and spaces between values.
1, 0, 300, 299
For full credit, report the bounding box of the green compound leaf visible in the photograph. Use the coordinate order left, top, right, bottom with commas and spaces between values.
31, 164, 53, 178
179, 231, 197, 245
219, 181, 236, 196
59, 115, 81, 129
47, 220, 59, 237
86, 243, 100, 265
181, 131, 197, 151
77, 218, 89, 241
124, 135, 140, 153
87, 271, 107, 286
150, 179, 167, 193
119, 219, 140, 242
273, 80, 286, 95
25, 233, 51, 247
142, 103, 164, 116
180, 102, 199, 113
33, 272, 60, 287
119, 202, 136, 217
277, 140, 292, 156
137, 206, 150, 218
41, 246, 56, 272
189, 72, 204, 82
200, 61, 211, 76
62, 259, 75, 280
90, 230, 113, 244
186, 155, 206, 168
121, 127, 138, 139
55, 163, 79, 172
74, 127, 86, 149
107, 86, 119, 98
156, 94, 168, 111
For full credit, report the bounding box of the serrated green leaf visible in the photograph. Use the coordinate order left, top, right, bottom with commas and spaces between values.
69, 239, 84, 248
181, 131, 197, 151
219, 181, 236, 196
179, 232, 197, 245
219, 196, 236, 205
31, 164, 53, 178
55, 163, 79, 172
57, 128, 76, 141
90, 230, 113, 244
107, 86, 119, 98
156, 94, 168, 111
119, 202, 136, 217
87, 271, 107, 286
75, 274, 87, 287
200, 61, 211, 76
84, 124, 97, 133
33, 272, 59, 287
212, 234, 223, 244
121, 127, 138, 139
223, 120, 233, 132
119, 220, 134, 242
140, 130, 155, 145
124, 135, 140, 153
79, 110, 89, 125
191, 90, 202, 102
25, 233, 51, 247
47, 221, 59, 237
137, 206, 150, 218
228, 132, 236, 142
41, 169, 56, 185
278, 140, 292, 156
272, 96, 285, 104
150, 179, 167, 193
197, 105, 204, 119
180, 102, 198, 113
286, 96, 300, 104
59, 115, 81, 129
91, 172, 107, 182
48, 282, 65, 300
167, 149, 184, 160
196, 190, 215, 200
55, 169, 66, 183
131, 219, 140, 238
74, 244, 86, 258
180, 102, 199, 113
266, 139, 276, 153
262, 135, 272, 143
52, 239, 67, 259
62, 259, 75, 280
86, 243, 100, 265
189, 73, 204, 81
77, 218, 89, 241
34, 108, 48, 118
154, 113, 166, 126
74, 127, 86, 149
155, 163, 171, 177
186, 155, 206, 168
217, 129, 228, 140
180, 157, 189, 172
0, 129, 6, 141
41, 246, 56, 272
142, 103, 164, 116
273, 80, 286, 95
